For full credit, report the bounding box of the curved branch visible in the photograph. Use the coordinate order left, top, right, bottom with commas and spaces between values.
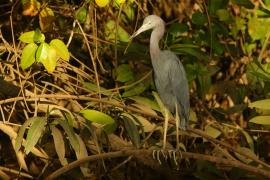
45, 149, 270, 179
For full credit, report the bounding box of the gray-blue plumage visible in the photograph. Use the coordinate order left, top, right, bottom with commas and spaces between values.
130, 15, 190, 130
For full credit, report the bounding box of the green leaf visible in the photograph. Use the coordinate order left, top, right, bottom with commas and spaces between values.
208, 0, 229, 14
121, 113, 141, 148
116, 64, 134, 82
216, 9, 230, 22
24, 117, 47, 154
19, 30, 45, 43
234, 147, 256, 164
57, 119, 80, 152
33, 28, 45, 43
204, 125, 221, 142
168, 23, 189, 35
192, 12, 207, 26
80, 109, 116, 133
50, 39, 70, 61
74, 134, 89, 176
36, 43, 50, 62
248, 17, 270, 41
105, 20, 130, 42
51, 126, 68, 166
249, 99, 270, 110
40, 46, 57, 73
129, 96, 160, 112
114, 0, 126, 6
231, 0, 254, 9
122, 83, 146, 97
80, 109, 114, 124
133, 115, 155, 132
20, 43, 38, 70
240, 129, 254, 151
249, 116, 270, 125
15, 117, 37, 153
75, 6, 87, 23
169, 45, 209, 61
83, 82, 112, 96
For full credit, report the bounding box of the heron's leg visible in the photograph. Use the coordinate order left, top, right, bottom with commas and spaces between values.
163, 108, 170, 149
175, 102, 180, 150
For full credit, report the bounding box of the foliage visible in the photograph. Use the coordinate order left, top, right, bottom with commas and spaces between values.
19, 29, 70, 72
0, 0, 270, 179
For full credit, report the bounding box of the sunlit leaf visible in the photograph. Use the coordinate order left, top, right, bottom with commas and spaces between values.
24, 117, 47, 154
80, 109, 116, 133
248, 17, 270, 41
19, 30, 45, 43
249, 99, 270, 110
15, 117, 37, 153
57, 119, 80, 152
51, 126, 68, 166
40, 46, 57, 73
20, 43, 38, 70
116, 64, 134, 82
50, 39, 70, 61
114, 0, 126, 6
22, 0, 40, 16
204, 125, 221, 142
95, 0, 110, 7
249, 116, 270, 125
36, 43, 50, 62
75, 6, 87, 23
39, 7, 55, 32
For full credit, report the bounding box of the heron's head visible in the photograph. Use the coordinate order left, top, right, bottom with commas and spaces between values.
130, 15, 164, 39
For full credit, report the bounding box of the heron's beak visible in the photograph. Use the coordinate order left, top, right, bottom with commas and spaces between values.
129, 24, 151, 40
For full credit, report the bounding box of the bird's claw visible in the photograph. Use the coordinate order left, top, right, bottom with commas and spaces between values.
152, 149, 168, 164
168, 150, 180, 166
152, 149, 182, 166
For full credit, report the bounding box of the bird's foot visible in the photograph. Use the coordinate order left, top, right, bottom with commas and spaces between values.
152, 149, 167, 164
152, 149, 182, 166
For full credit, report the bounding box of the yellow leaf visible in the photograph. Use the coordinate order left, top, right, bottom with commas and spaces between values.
39, 7, 55, 32
115, 0, 126, 6
95, 0, 110, 7
40, 46, 57, 73
22, 0, 40, 16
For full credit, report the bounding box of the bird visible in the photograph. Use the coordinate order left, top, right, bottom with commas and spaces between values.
130, 15, 190, 148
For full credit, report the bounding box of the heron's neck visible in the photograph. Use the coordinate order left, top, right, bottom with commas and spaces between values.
150, 22, 165, 68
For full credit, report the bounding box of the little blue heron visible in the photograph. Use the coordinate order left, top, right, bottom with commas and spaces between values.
130, 15, 190, 148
